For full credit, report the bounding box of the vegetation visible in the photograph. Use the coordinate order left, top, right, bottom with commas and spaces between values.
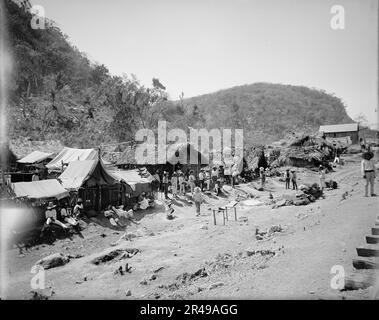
5, 0, 353, 150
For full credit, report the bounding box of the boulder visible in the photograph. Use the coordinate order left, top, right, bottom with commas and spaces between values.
209, 282, 224, 290
35, 253, 70, 270
293, 198, 310, 206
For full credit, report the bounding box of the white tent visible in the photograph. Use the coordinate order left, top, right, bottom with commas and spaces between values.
46, 147, 99, 171
11, 179, 69, 200
58, 159, 119, 191
17, 151, 54, 164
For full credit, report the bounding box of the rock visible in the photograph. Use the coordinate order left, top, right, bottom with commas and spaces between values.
153, 266, 164, 273
200, 225, 208, 230
293, 198, 310, 206
272, 199, 286, 209
140, 279, 148, 285
35, 253, 70, 270
126, 232, 137, 240
246, 249, 255, 256
209, 282, 224, 290
149, 274, 157, 281
125, 290, 132, 296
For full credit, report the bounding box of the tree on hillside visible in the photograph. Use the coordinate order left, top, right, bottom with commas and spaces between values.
354, 113, 369, 128
102, 75, 169, 142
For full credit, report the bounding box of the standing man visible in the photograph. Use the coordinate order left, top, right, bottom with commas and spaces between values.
291, 169, 298, 190
179, 172, 185, 195
153, 170, 161, 199
284, 168, 291, 189
211, 166, 218, 189
171, 172, 178, 198
361, 151, 376, 197
162, 171, 169, 199
193, 186, 203, 216
188, 170, 196, 195
198, 169, 205, 192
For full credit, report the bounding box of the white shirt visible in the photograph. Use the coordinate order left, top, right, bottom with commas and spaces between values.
361, 159, 376, 175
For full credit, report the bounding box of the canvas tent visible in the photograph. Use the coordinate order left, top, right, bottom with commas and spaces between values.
58, 159, 129, 209
109, 168, 154, 197
46, 147, 99, 171
11, 179, 69, 200
59, 160, 120, 191
17, 151, 54, 164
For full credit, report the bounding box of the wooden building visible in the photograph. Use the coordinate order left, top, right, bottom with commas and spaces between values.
319, 123, 359, 144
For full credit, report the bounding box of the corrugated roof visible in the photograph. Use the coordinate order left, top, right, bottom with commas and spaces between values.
319, 123, 358, 133
11, 179, 69, 200
17, 151, 54, 164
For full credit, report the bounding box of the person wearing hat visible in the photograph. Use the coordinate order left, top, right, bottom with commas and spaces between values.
198, 169, 205, 192
211, 166, 218, 188
188, 170, 196, 195
162, 171, 169, 199
291, 169, 298, 190
45, 201, 68, 229
152, 170, 161, 199
193, 186, 203, 216
171, 172, 178, 197
284, 168, 291, 189
178, 172, 186, 195
73, 198, 84, 218
361, 151, 376, 197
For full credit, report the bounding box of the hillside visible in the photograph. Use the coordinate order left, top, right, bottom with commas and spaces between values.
5, 0, 354, 149
177, 83, 353, 144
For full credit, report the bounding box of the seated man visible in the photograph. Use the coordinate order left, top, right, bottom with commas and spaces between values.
60, 201, 79, 227
139, 193, 150, 210
40, 201, 69, 238
73, 198, 84, 218
104, 205, 125, 227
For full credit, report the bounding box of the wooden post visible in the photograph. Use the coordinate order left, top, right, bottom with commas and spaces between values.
223, 211, 225, 225
213, 210, 216, 225
234, 207, 237, 221
225, 208, 228, 221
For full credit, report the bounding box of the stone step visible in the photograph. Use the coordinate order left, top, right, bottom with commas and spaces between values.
366, 235, 379, 244
353, 257, 379, 270
356, 244, 379, 257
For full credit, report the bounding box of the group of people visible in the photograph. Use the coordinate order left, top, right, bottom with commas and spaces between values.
152, 166, 239, 200
40, 198, 84, 239
283, 168, 298, 190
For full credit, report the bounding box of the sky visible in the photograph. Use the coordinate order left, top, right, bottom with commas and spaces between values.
30, 0, 378, 127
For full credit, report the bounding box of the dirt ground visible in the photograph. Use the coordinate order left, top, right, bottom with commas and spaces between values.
3, 152, 379, 300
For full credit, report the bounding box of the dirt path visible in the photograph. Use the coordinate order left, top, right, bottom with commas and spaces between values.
4, 157, 379, 299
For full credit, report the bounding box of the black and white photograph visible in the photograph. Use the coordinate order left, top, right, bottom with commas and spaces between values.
0, 0, 378, 305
